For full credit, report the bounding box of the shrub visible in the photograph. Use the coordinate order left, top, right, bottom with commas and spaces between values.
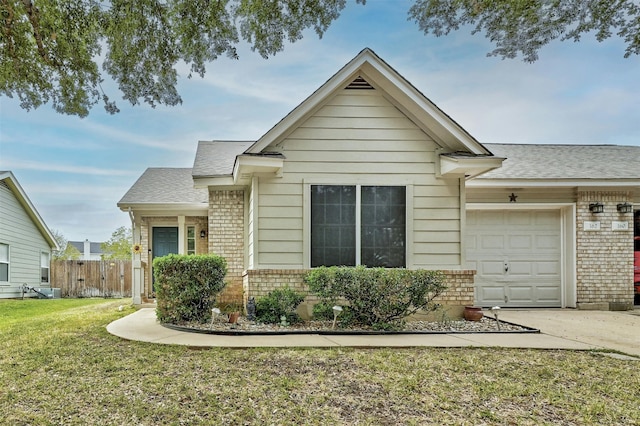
305, 266, 447, 330
154, 254, 227, 324
255, 287, 305, 325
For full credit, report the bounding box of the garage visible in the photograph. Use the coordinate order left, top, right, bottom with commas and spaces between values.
466, 209, 563, 307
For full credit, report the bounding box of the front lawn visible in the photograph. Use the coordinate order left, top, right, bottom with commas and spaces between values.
1, 299, 638, 425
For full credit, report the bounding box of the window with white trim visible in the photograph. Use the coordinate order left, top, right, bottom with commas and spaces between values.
40, 252, 50, 283
311, 185, 406, 268
187, 226, 196, 255
0, 244, 8, 282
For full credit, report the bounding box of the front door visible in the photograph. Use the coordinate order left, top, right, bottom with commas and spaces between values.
152, 227, 178, 292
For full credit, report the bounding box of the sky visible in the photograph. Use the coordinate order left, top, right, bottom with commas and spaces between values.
1, 0, 639, 244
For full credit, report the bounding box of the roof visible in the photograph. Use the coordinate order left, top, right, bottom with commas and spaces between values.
118, 168, 208, 205
192, 141, 254, 177
247, 48, 493, 156
0, 171, 59, 250
478, 144, 640, 180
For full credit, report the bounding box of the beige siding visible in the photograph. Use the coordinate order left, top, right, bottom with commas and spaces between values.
255, 90, 461, 269
467, 187, 576, 203
0, 182, 51, 296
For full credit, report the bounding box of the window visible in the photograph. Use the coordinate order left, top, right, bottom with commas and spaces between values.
0, 244, 8, 282
187, 226, 196, 255
40, 252, 50, 283
311, 185, 406, 268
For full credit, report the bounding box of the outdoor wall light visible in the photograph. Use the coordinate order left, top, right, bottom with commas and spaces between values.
589, 202, 604, 214
617, 202, 633, 213
200, 230, 207, 238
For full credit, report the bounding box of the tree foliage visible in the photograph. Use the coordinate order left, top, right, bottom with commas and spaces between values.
2, 1, 638, 117
409, 0, 640, 62
101, 226, 132, 260
1, 0, 363, 117
50, 229, 81, 260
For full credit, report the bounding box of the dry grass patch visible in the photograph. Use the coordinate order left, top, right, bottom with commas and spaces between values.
1, 299, 638, 425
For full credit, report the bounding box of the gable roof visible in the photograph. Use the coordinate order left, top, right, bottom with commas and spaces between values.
246, 48, 493, 156
0, 171, 59, 250
118, 168, 208, 207
192, 141, 254, 177
471, 144, 640, 185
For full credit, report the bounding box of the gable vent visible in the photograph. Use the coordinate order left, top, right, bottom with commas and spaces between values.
346, 76, 374, 90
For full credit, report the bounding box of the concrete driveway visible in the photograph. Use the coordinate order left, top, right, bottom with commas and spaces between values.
497, 308, 640, 357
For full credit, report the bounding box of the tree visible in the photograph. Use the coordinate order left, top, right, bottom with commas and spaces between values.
50, 229, 81, 260
101, 226, 132, 260
408, 0, 640, 62
2, 1, 638, 117
1, 0, 364, 117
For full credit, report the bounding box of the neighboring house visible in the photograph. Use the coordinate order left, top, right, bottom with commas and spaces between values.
68, 240, 107, 260
118, 49, 640, 311
0, 171, 59, 298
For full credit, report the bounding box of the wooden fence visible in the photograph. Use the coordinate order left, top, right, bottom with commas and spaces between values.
51, 260, 132, 298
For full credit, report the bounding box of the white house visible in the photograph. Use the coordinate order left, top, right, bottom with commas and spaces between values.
0, 171, 59, 298
119, 49, 640, 312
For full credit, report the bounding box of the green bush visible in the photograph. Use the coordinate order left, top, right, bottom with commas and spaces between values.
305, 266, 447, 330
255, 287, 305, 325
154, 254, 227, 324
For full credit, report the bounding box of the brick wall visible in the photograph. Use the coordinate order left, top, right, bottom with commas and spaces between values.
209, 190, 245, 304
576, 190, 634, 309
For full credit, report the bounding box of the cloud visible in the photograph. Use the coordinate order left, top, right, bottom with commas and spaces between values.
1, 157, 136, 176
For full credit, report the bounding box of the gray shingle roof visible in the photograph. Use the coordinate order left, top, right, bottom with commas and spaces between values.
479, 144, 640, 180
192, 140, 254, 177
118, 168, 208, 205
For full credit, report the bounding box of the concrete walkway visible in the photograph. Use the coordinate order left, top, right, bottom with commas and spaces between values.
107, 308, 639, 356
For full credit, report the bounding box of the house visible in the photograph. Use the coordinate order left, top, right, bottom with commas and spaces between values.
0, 171, 59, 298
118, 49, 640, 312
68, 240, 107, 260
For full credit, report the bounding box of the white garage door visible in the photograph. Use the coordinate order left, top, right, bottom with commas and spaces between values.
466, 210, 562, 307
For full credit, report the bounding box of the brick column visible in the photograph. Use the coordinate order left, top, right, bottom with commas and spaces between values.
209, 190, 245, 305
576, 190, 634, 309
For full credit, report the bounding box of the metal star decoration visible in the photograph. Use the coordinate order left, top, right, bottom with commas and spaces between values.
509, 193, 518, 202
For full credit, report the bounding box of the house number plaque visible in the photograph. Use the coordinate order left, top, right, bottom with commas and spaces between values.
584, 221, 600, 231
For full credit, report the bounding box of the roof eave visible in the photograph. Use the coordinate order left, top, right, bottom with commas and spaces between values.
1, 171, 59, 250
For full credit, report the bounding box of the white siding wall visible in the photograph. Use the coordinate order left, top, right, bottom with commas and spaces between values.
0, 181, 52, 297
254, 90, 461, 269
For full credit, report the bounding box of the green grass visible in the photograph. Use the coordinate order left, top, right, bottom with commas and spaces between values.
1, 299, 639, 425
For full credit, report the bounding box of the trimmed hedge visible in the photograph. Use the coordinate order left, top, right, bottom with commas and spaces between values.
305, 266, 447, 330
154, 254, 227, 324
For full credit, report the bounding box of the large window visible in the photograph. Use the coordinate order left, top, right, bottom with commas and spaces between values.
311, 185, 406, 268
40, 252, 50, 283
0, 244, 8, 282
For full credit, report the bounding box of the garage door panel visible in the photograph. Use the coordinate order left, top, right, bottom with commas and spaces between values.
467, 209, 562, 307
508, 235, 532, 249
536, 286, 561, 302
536, 261, 560, 276
536, 234, 559, 250
479, 286, 506, 304
478, 260, 507, 276
508, 261, 533, 276
508, 286, 534, 303
481, 235, 505, 249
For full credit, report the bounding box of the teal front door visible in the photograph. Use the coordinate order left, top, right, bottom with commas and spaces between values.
152, 227, 178, 291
